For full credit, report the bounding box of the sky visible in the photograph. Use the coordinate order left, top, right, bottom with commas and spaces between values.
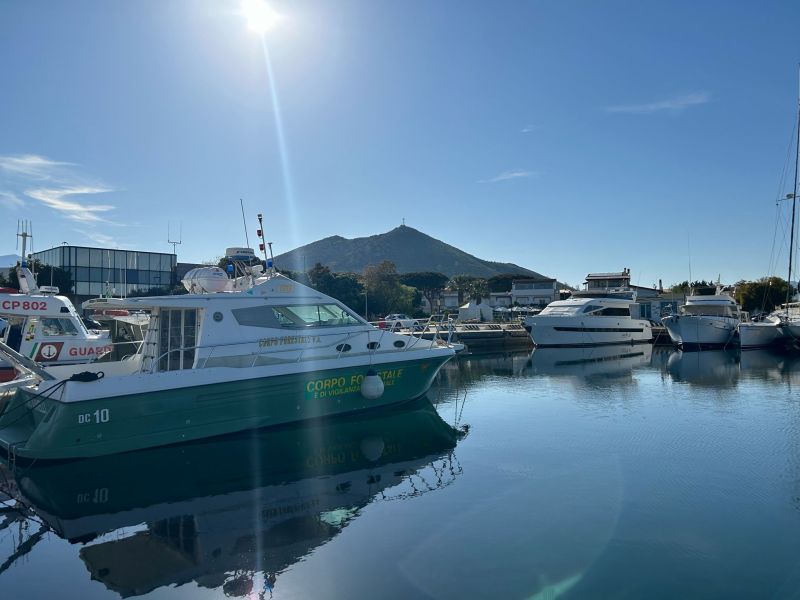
1, 0, 800, 289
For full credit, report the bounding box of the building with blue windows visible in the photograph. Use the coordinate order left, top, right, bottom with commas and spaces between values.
31, 245, 176, 302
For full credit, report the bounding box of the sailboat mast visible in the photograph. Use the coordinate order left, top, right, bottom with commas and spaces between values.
788, 70, 800, 305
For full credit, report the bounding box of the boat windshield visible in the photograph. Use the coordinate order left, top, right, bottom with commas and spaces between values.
680, 305, 737, 317
539, 305, 582, 316
41, 318, 80, 336
233, 303, 363, 329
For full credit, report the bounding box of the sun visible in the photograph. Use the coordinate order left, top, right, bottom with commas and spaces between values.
241, 0, 279, 33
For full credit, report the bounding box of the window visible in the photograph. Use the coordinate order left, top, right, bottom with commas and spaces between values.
598, 306, 630, 317
41, 318, 79, 336
158, 309, 197, 371
76, 248, 90, 267
539, 305, 581, 315
681, 305, 736, 317
233, 304, 362, 328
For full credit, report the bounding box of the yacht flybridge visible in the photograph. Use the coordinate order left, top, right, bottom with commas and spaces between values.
0, 247, 456, 460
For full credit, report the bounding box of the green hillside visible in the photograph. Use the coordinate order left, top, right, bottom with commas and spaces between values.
274, 225, 545, 278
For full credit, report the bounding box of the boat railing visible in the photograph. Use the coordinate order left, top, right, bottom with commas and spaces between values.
146, 325, 451, 374
370, 315, 455, 342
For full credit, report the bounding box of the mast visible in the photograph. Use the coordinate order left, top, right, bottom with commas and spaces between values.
788, 68, 800, 306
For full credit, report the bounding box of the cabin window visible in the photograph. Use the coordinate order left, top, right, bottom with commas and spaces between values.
41, 318, 79, 336
539, 305, 581, 315
680, 305, 736, 317
233, 304, 362, 328
598, 307, 630, 317
158, 309, 198, 371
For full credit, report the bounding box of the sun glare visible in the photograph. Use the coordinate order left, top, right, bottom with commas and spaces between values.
242, 0, 279, 33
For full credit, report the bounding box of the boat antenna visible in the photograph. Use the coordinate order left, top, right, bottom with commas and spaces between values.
787, 65, 800, 307
240, 199, 251, 248
256, 213, 275, 274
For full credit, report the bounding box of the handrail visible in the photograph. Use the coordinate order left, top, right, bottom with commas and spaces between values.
146, 325, 451, 374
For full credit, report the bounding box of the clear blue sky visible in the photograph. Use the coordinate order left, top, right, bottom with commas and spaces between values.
1, 0, 800, 288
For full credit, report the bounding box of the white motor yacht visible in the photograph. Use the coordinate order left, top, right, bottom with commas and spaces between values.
661, 294, 742, 349
524, 296, 653, 347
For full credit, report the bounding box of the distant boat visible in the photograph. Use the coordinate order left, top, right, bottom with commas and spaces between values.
525, 295, 652, 347
741, 73, 800, 348
661, 292, 742, 350
0, 230, 114, 381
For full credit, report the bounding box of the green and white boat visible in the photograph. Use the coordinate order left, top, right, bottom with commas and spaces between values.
0, 249, 456, 460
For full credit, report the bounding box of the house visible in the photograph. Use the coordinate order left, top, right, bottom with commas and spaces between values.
510, 278, 558, 307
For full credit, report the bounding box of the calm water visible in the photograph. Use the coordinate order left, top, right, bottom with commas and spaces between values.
3, 346, 800, 599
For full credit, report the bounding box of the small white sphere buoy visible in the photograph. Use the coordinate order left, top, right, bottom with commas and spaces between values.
360, 369, 385, 400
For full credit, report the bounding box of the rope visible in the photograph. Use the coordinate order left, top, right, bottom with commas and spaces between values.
0, 380, 67, 434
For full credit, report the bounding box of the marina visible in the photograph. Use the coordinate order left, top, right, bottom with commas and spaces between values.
3, 2, 800, 597
2, 347, 800, 598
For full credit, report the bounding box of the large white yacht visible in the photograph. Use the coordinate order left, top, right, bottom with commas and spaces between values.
525, 296, 653, 347
525, 269, 653, 347
661, 292, 742, 349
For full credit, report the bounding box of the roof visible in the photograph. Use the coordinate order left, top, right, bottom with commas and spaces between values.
32, 244, 175, 257
512, 277, 556, 283
585, 272, 630, 279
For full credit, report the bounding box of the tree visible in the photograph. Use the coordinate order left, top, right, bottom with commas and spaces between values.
399, 272, 449, 313
734, 277, 791, 314
7, 260, 73, 295
469, 278, 489, 304
487, 273, 520, 293
669, 280, 715, 294
301, 263, 365, 310
363, 261, 412, 318
447, 275, 478, 305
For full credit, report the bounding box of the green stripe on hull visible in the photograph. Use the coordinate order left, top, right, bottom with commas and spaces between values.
0, 356, 451, 460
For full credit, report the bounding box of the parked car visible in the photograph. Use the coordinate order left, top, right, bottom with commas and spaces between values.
383, 313, 420, 331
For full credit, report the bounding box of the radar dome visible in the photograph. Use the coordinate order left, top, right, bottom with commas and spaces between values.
182, 267, 229, 294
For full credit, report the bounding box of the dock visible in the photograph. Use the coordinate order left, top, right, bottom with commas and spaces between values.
392, 322, 673, 351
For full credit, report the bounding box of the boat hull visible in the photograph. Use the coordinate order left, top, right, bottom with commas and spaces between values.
661, 315, 738, 349
738, 322, 784, 349
0, 355, 452, 460
527, 315, 653, 347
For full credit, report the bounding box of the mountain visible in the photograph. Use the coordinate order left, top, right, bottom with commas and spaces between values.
0, 254, 17, 267
274, 225, 547, 279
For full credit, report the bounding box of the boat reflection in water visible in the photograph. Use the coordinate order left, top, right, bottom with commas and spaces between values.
655, 348, 800, 388
0, 397, 465, 598
527, 344, 653, 383
665, 349, 741, 387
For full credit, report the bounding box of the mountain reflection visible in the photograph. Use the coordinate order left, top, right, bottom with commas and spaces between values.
0, 397, 465, 598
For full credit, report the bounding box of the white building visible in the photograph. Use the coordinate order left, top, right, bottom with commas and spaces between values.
510, 278, 558, 307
